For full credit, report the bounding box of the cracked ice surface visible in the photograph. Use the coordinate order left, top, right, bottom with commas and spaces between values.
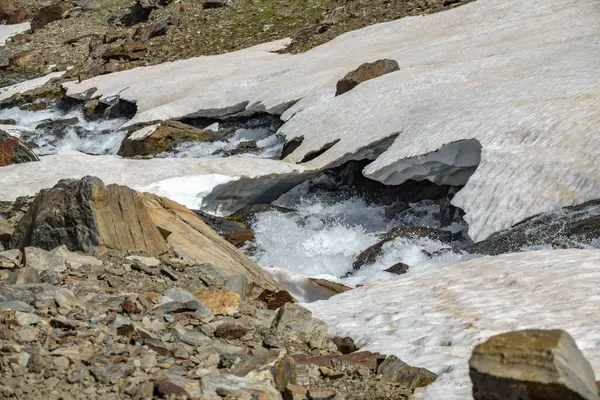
62, 0, 600, 241
0, 152, 307, 213
305, 249, 600, 399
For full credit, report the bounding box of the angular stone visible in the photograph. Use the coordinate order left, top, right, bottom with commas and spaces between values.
52, 246, 102, 268
225, 275, 249, 300
90, 363, 134, 384
0, 130, 39, 167
24, 247, 66, 272
171, 327, 213, 347
6, 267, 41, 285
31, 1, 71, 31
284, 383, 308, 400
200, 373, 283, 399
0, 300, 34, 313
273, 356, 296, 392
332, 337, 358, 355
258, 289, 295, 310
335, 59, 399, 96
0, 220, 14, 245
125, 255, 160, 267
103, 42, 149, 61
307, 388, 338, 399
292, 351, 385, 371
15, 311, 40, 326
308, 278, 352, 295
16, 327, 39, 342
377, 355, 437, 389
118, 121, 215, 157
157, 375, 201, 398
0, 249, 21, 267
272, 303, 317, 334
55, 288, 86, 310
469, 329, 600, 400
193, 290, 240, 316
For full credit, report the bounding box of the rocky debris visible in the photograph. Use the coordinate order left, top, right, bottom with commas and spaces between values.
353, 226, 452, 270
0, 129, 39, 167
118, 121, 216, 157
469, 329, 600, 400
336, 59, 400, 96
30, 1, 71, 31
9, 176, 280, 291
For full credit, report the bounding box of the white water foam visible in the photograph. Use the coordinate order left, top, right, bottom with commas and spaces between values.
0, 107, 126, 155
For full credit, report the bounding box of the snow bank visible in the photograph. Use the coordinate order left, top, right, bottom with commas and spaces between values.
0, 72, 66, 103
305, 249, 600, 399
63, 0, 600, 241
0, 152, 308, 212
0, 23, 30, 46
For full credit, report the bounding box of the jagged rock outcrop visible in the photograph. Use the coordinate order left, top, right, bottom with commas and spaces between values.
335, 59, 399, 96
469, 329, 600, 400
0, 130, 39, 167
9, 176, 280, 290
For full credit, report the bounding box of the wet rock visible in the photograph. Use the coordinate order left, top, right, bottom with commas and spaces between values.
332, 337, 357, 355
35, 118, 79, 130
0, 119, 16, 125
90, 363, 134, 384
377, 355, 437, 389
193, 290, 240, 316
228, 204, 296, 228
6, 267, 40, 284
353, 227, 452, 270
0, 130, 39, 167
229, 140, 259, 155
384, 262, 409, 275
336, 59, 399, 96
469, 329, 600, 400
118, 121, 216, 157
215, 322, 248, 340
31, 2, 71, 31
258, 289, 295, 310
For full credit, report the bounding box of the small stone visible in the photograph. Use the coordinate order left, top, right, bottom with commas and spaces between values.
171, 327, 213, 347
18, 352, 31, 368
139, 381, 154, 398
25, 247, 66, 272
0, 301, 34, 312
90, 363, 134, 384
384, 262, 409, 275
6, 267, 41, 285
125, 255, 160, 267
258, 289, 294, 310
377, 355, 437, 389
214, 323, 248, 340
17, 327, 39, 343
335, 59, 400, 96
193, 291, 240, 316
263, 334, 279, 349
284, 383, 308, 400
55, 288, 86, 310
53, 356, 70, 370
0, 249, 21, 266
15, 311, 40, 326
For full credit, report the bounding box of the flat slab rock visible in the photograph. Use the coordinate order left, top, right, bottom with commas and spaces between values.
61, 0, 600, 242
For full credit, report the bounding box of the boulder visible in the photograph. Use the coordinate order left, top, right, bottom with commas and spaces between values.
118, 121, 216, 157
229, 140, 259, 155
335, 59, 399, 96
353, 227, 452, 270
10, 176, 280, 290
0, 130, 39, 167
377, 355, 437, 389
469, 329, 600, 400
30, 2, 71, 31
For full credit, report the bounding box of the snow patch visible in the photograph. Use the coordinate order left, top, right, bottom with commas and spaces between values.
0, 72, 66, 102
305, 249, 600, 400
0, 23, 30, 46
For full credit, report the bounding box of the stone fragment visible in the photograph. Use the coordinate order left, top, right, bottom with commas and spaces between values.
0, 300, 34, 312
0, 220, 14, 246
15, 311, 40, 326
214, 323, 248, 340
225, 275, 249, 300
126, 255, 160, 267
54, 288, 86, 310
308, 278, 352, 295
385, 262, 409, 275
6, 267, 41, 285
335, 59, 399, 96
258, 289, 295, 310
469, 329, 600, 400
273, 356, 296, 392
53, 356, 70, 370
307, 388, 338, 399
0, 130, 39, 167
377, 355, 437, 389
193, 290, 240, 316
90, 363, 134, 384
16, 327, 39, 342
284, 383, 308, 400
263, 333, 279, 349
0, 249, 21, 267
157, 375, 201, 398
24, 247, 66, 272
203, 0, 226, 9
103, 42, 149, 61
171, 327, 213, 347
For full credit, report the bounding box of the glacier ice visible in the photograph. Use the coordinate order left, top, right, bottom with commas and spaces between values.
306, 249, 600, 399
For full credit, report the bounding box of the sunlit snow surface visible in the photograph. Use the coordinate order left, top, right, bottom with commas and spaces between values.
0, 23, 31, 46
303, 249, 600, 399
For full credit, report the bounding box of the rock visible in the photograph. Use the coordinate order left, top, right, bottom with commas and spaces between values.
203, 0, 226, 9
16, 327, 39, 342
469, 329, 600, 400
332, 337, 357, 355
135, 20, 169, 42
102, 42, 149, 61
292, 351, 385, 371
35, 118, 79, 130
0, 300, 34, 313
353, 227, 452, 270
308, 279, 352, 295
31, 2, 71, 31
90, 363, 134, 384
10, 177, 280, 290
228, 204, 296, 228
52, 245, 102, 268
193, 290, 240, 316
0, 119, 16, 125
274, 356, 296, 392
335, 59, 399, 96
118, 121, 216, 157
126, 255, 160, 267
214, 322, 248, 340
53, 356, 70, 370
258, 289, 295, 310
0, 9, 33, 24
55, 288, 86, 310
229, 140, 259, 155
377, 355, 437, 389
0, 130, 39, 167
15, 311, 40, 326
6, 267, 40, 284
24, 247, 65, 272
272, 303, 327, 346
225, 275, 250, 300
0, 249, 21, 267
8, 50, 40, 70
263, 333, 279, 349
200, 373, 283, 399
384, 262, 409, 275
157, 375, 201, 398
307, 388, 338, 399
171, 327, 213, 347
